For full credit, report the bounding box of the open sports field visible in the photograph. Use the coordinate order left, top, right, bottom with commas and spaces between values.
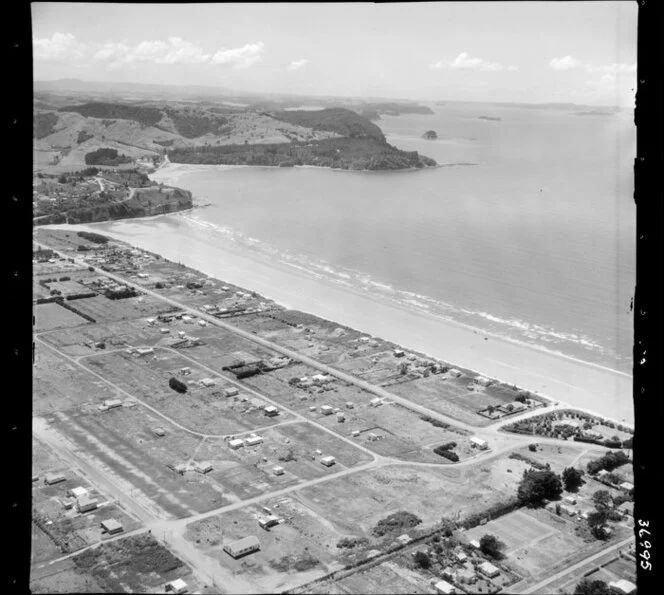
34, 302, 91, 332
465, 509, 559, 555
311, 561, 434, 594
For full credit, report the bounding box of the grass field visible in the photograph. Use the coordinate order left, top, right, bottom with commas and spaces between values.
34, 302, 91, 332
311, 561, 433, 594
30, 558, 105, 594
33, 345, 123, 414
64, 294, 168, 323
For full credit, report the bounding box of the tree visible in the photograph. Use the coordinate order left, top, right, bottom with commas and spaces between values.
592, 490, 613, 511
439, 518, 456, 538
517, 468, 563, 507
562, 467, 584, 492
479, 534, 505, 559
168, 376, 188, 393
574, 578, 610, 595
413, 551, 432, 569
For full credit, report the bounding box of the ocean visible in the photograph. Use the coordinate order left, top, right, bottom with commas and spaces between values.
91, 102, 636, 376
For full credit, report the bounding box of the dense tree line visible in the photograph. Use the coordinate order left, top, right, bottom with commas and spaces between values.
59, 102, 164, 128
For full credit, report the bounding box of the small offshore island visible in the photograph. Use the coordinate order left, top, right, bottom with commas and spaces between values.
422, 130, 438, 140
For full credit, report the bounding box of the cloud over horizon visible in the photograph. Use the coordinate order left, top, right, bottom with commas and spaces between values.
34, 33, 264, 70
287, 58, 309, 71
431, 52, 506, 72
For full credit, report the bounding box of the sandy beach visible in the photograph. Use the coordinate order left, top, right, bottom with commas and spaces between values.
49, 210, 634, 426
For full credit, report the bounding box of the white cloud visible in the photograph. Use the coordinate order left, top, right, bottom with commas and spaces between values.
33, 32, 88, 61
507, 64, 518, 72
586, 62, 636, 75
93, 37, 210, 68
431, 52, 504, 72
549, 55, 583, 71
211, 41, 264, 69
287, 58, 309, 71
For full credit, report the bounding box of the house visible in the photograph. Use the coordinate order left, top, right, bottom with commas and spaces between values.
264, 405, 279, 417
258, 515, 280, 529
597, 469, 610, 478
469, 539, 481, 549
194, 461, 213, 474
434, 580, 456, 595
608, 579, 637, 594
396, 534, 411, 545
352, 430, 361, 437
618, 501, 634, 517
146, 318, 156, 326
370, 398, 383, 407
619, 482, 634, 492
154, 428, 167, 437
44, 472, 66, 485
160, 328, 170, 334
104, 399, 123, 409
475, 376, 492, 387
312, 374, 332, 384
393, 349, 405, 357
245, 435, 263, 447
320, 406, 334, 415
560, 504, 577, 516
228, 439, 245, 450
346, 402, 355, 409
470, 436, 488, 450
165, 578, 189, 594
510, 400, 527, 412
448, 369, 462, 377
224, 387, 239, 397
336, 412, 345, 423
478, 561, 500, 578
198, 319, 207, 327
223, 536, 261, 558
564, 496, 577, 505
454, 550, 468, 562
320, 456, 336, 467
101, 519, 123, 535
442, 567, 456, 581
61, 497, 75, 510
68, 487, 88, 499
273, 466, 285, 476
135, 347, 154, 357
200, 378, 216, 387
77, 496, 98, 513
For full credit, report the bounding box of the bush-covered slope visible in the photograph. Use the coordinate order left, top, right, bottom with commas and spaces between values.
270, 108, 385, 141
58, 102, 164, 127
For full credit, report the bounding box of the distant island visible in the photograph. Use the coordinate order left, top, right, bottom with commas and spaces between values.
572, 110, 617, 117
478, 116, 502, 122
422, 130, 438, 140
355, 102, 435, 121
34, 99, 437, 173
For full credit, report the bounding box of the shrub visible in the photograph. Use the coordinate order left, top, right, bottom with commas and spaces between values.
169, 377, 187, 393
372, 511, 422, 537
434, 448, 459, 462
413, 551, 432, 569
479, 534, 505, 559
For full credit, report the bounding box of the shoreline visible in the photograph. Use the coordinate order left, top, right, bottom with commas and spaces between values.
43, 218, 634, 425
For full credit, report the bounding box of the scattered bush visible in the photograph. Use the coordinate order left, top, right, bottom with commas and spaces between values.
336, 536, 370, 549
372, 511, 422, 537
586, 451, 629, 475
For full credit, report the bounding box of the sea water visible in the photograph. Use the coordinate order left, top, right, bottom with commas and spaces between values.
96, 103, 636, 375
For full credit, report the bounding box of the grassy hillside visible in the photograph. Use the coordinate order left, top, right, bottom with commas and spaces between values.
270, 108, 385, 141
58, 102, 164, 127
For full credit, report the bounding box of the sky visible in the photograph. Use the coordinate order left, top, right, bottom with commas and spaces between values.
32, 2, 638, 106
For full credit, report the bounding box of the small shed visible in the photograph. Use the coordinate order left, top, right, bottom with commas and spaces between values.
448, 369, 462, 377
228, 439, 245, 450
336, 412, 345, 423
154, 427, 167, 437
245, 435, 264, 446
101, 518, 124, 534
564, 496, 577, 505
104, 399, 123, 409
470, 436, 488, 450
77, 496, 98, 513
608, 579, 637, 595
68, 486, 88, 499
165, 578, 189, 594
396, 534, 411, 545
345, 402, 355, 409
352, 430, 360, 437
44, 472, 66, 485
320, 406, 334, 415
273, 466, 285, 476
223, 535, 261, 558
194, 461, 213, 474
619, 482, 634, 491
478, 561, 500, 578
264, 405, 279, 417
224, 387, 239, 397
370, 398, 383, 407
469, 539, 481, 549
434, 580, 456, 595
320, 456, 336, 467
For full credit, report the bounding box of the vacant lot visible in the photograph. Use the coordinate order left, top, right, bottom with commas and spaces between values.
185, 496, 346, 593
34, 302, 91, 332
81, 348, 294, 435
294, 459, 523, 537
47, 407, 231, 517
33, 344, 122, 414
30, 558, 105, 594
65, 294, 168, 323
